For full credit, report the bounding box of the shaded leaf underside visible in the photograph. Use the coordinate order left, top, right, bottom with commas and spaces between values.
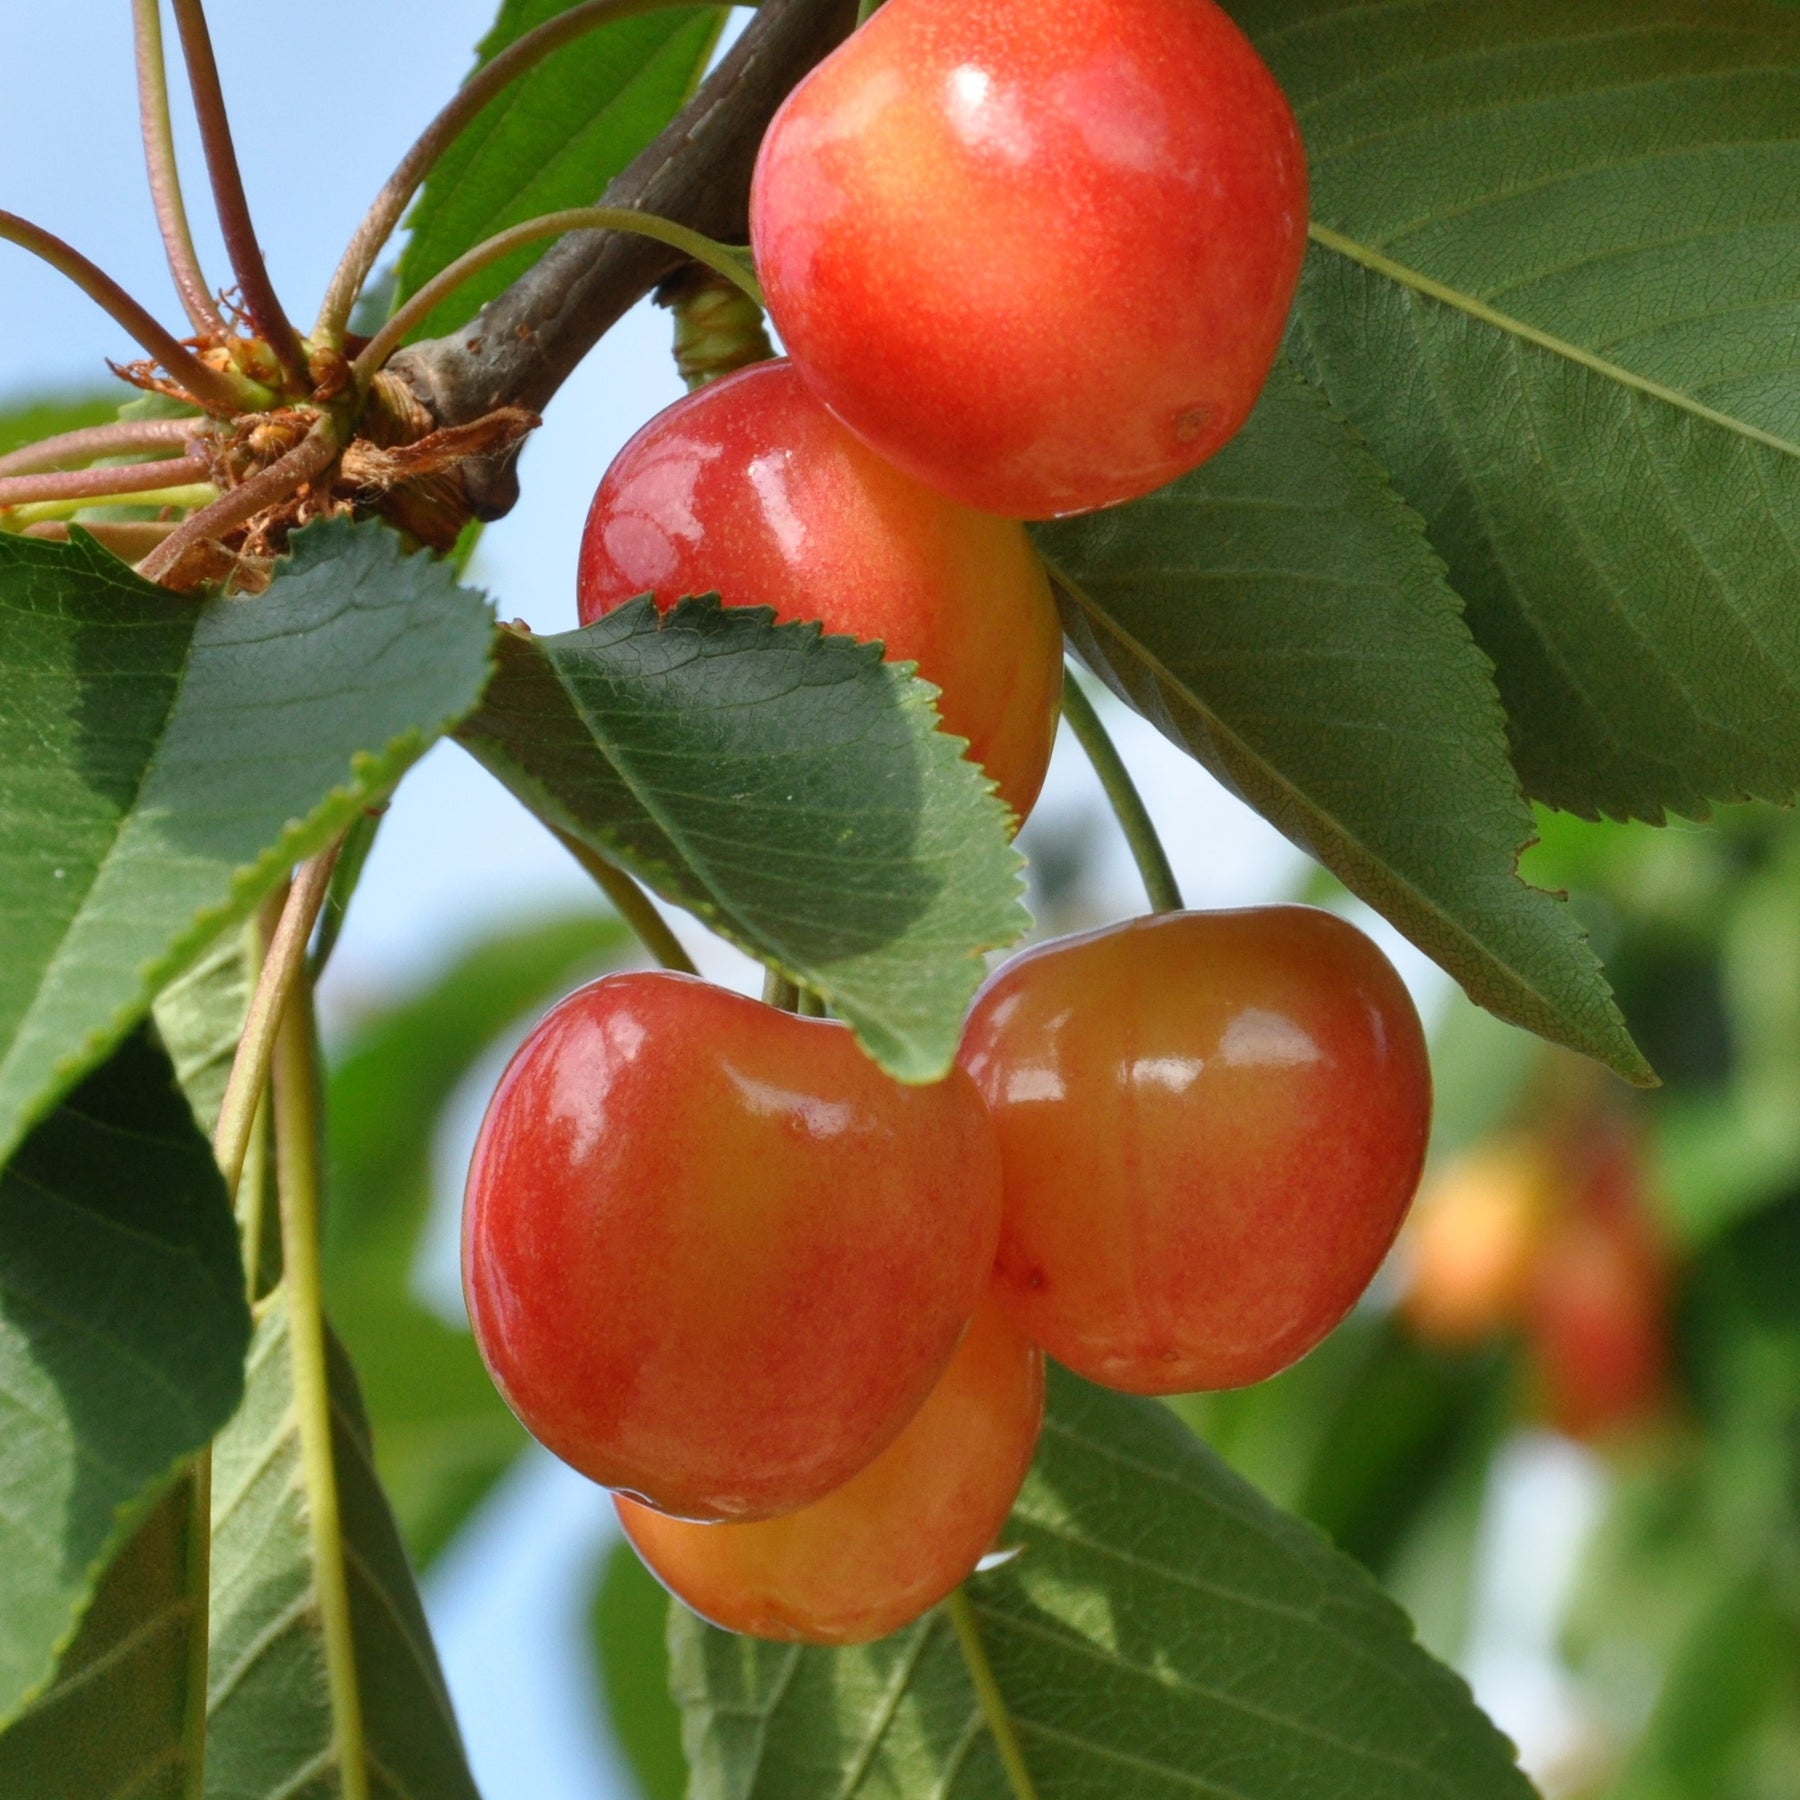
1239, 0, 1800, 820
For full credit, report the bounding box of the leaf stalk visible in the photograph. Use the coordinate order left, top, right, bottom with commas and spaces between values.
0, 453, 210, 510
180, 1454, 212, 1800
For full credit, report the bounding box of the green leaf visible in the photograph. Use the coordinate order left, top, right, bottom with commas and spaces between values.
325, 911, 632, 1566
1039, 364, 1648, 1081
593, 1537, 687, 1800
0, 516, 494, 1166
1239, 0, 1800, 821
0, 1479, 199, 1800
392, 0, 725, 342
672, 1366, 1535, 1800
207, 1292, 479, 1799
151, 921, 256, 1139
0, 1030, 248, 1728
455, 599, 1027, 1083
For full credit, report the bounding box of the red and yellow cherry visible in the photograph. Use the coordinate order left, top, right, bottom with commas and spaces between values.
618, 1287, 1042, 1644
1526, 1119, 1669, 1442
749, 0, 1308, 520
463, 971, 1003, 1521
577, 357, 1064, 826
1399, 1140, 1555, 1349
958, 907, 1431, 1393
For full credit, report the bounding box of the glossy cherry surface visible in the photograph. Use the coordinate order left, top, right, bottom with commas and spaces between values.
750, 0, 1308, 519
958, 907, 1431, 1392
577, 357, 1064, 825
618, 1288, 1043, 1643
463, 972, 1003, 1521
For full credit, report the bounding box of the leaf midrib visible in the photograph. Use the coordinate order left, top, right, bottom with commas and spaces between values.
1308, 223, 1800, 461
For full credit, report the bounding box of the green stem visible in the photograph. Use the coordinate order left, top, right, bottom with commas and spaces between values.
273, 979, 369, 1800
314, 0, 689, 345
3, 484, 218, 528
762, 969, 800, 1011
180, 1452, 212, 1800
133, 0, 226, 342
169, 0, 308, 389
352, 208, 763, 386
945, 1588, 1039, 1800
549, 827, 699, 975
0, 211, 259, 413
212, 848, 341, 1199
236, 1088, 272, 1298
1060, 676, 1183, 915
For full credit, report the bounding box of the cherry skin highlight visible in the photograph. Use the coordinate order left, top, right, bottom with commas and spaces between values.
750, 0, 1308, 519
618, 1287, 1043, 1644
957, 907, 1431, 1393
463, 971, 1003, 1521
577, 357, 1064, 826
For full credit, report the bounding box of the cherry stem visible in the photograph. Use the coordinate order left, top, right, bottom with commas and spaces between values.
133, 0, 227, 342
762, 969, 801, 1011
351, 208, 762, 388
0, 212, 259, 413
212, 845, 341, 1201
1059, 673, 1184, 915
0, 417, 197, 477
168, 0, 308, 388
135, 414, 340, 585
944, 1588, 1041, 1800
313, 0, 683, 347
0, 453, 210, 510
548, 825, 699, 975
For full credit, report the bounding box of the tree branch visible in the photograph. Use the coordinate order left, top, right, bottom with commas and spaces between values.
387, 0, 855, 520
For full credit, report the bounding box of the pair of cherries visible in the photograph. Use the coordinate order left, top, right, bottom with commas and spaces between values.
463, 0, 1357, 1645
465, 908, 1430, 1645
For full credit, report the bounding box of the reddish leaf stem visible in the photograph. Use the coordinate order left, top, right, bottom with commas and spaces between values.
313, 0, 679, 346
0, 454, 210, 510
133, 0, 227, 341
0, 212, 257, 413
0, 417, 197, 477
168, 0, 308, 388
135, 415, 339, 585
22, 520, 180, 558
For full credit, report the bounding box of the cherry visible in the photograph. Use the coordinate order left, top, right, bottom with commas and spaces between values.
749, 0, 1308, 520
577, 357, 1065, 825
1399, 1140, 1554, 1349
1525, 1119, 1669, 1442
958, 907, 1431, 1392
462, 971, 1003, 1521
617, 1286, 1042, 1643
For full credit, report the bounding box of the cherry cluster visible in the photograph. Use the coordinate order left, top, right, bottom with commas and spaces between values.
463, 0, 1430, 1647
